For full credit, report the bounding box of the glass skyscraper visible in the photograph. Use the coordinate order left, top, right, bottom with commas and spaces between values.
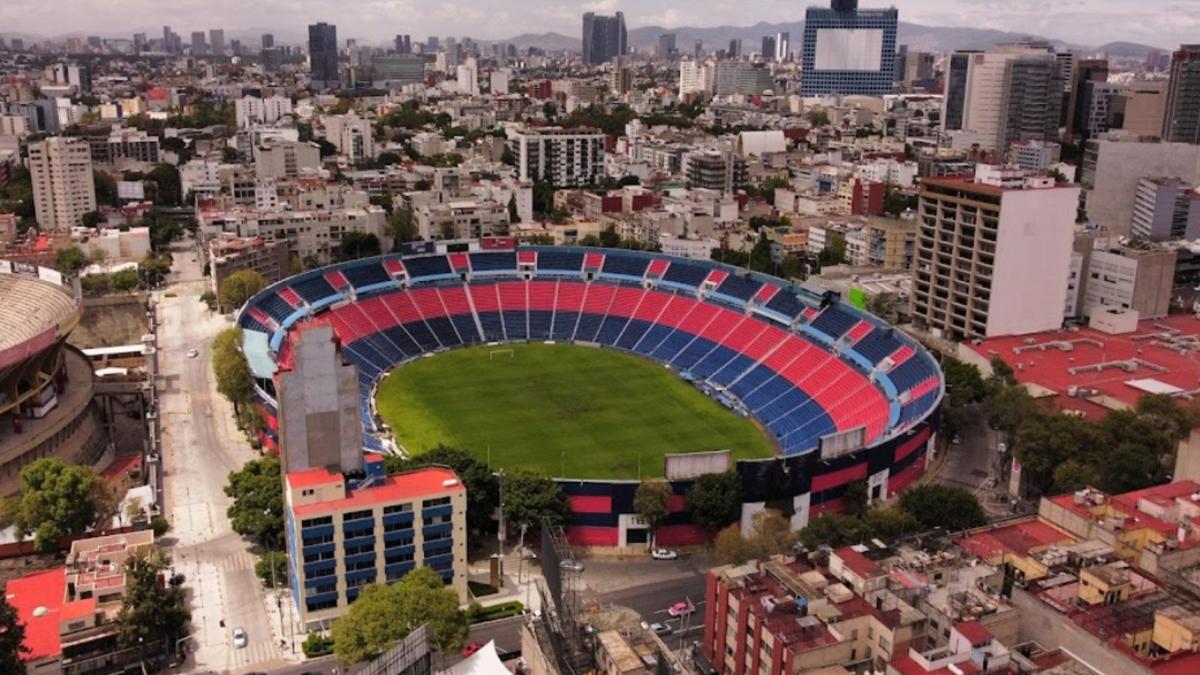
801, 0, 898, 96
308, 22, 340, 91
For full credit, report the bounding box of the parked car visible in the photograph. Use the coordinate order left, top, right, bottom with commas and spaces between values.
650, 622, 672, 636
462, 642, 484, 657
667, 601, 695, 617
232, 627, 247, 649
186, 349, 199, 358
560, 559, 584, 572
651, 548, 678, 560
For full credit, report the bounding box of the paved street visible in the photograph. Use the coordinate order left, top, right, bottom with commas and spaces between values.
157, 235, 293, 673
931, 406, 1013, 517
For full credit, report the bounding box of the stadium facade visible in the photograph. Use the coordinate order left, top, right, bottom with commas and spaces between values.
238, 239, 943, 549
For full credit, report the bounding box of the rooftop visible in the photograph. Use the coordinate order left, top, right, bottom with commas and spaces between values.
962, 315, 1200, 418
6, 568, 96, 662
291, 466, 463, 516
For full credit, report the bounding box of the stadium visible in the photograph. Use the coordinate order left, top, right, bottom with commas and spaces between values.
0, 261, 103, 496
237, 240, 944, 548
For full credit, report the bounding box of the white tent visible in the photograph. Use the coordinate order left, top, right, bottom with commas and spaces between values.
440, 640, 509, 675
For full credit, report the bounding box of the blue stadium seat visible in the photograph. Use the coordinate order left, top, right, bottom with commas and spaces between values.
601, 255, 649, 278
502, 311, 528, 341
715, 275, 763, 302
765, 291, 806, 320
342, 262, 391, 289
528, 310, 553, 340
405, 255, 452, 279
853, 329, 903, 365
810, 306, 857, 339
292, 276, 336, 304
469, 252, 518, 273
662, 262, 709, 288
537, 250, 584, 273
477, 312, 506, 342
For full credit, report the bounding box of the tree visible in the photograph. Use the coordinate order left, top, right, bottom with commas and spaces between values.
0, 589, 28, 673
818, 237, 846, 267
748, 233, 773, 273
501, 469, 570, 534
384, 446, 498, 537
866, 293, 900, 324
200, 290, 217, 311
507, 195, 519, 223
983, 384, 1039, 433
332, 568, 467, 663
55, 245, 88, 274
388, 207, 418, 246
633, 481, 672, 543
337, 232, 382, 261
218, 270, 266, 312
256, 551, 288, 587
138, 252, 172, 288
7, 458, 101, 551
990, 356, 1016, 386
842, 480, 869, 517
146, 164, 182, 206
799, 512, 873, 549
223, 457, 284, 547
805, 109, 831, 127
599, 225, 621, 248
116, 550, 190, 652
897, 484, 986, 532
213, 328, 255, 411
714, 526, 757, 565
81, 210, 102, 228
1012, 413, 1097, 493
93, 170, 118, 207
111, 268, 140, 292
1053, 459, 1100, 493
687, 472, 743, 530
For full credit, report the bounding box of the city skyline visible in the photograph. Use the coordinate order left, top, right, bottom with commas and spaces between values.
0, 0, 1193, 50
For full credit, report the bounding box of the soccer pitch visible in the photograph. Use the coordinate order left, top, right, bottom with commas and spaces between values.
375, 343, 776, 479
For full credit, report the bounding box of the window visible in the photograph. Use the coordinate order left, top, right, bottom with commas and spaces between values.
423, 496, 451, 508
383, 503, 412, 514
344, 509, 373, 522
302, 516, 332, 528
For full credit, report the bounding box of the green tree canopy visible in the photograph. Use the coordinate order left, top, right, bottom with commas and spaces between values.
332, 567, 468, 663
212, 328, 255, 411
388, 207, 419, 246
501, 469, 570, 534
146, 164, 182, 205
897, 484, 987, 532
633, 481, 672, 539
218, 269, 266, 312
0, 583, 29, 673
686, 471, 743, 530
337, 231, 382, 261
7, 458, 103, 551
223, 457, 284, 547
116, 551, 190, 651
255, 551, 288, 588
55, 245, 88, 274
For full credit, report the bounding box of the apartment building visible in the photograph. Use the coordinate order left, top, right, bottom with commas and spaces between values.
1081, 138, 1200, 234
208, 235, 291, 311
234, 94, 293, 128
198, 205, 386, 263
1130, 176, 1200, 241
413, 198, 509, 240
323, 112, 376, 164
685, 151, 747, 193
29, 136, 96, 231
510, 127, 605, 187
255, 140, 322, 180
845, 216, 917, 269
911, 165, 1080, 339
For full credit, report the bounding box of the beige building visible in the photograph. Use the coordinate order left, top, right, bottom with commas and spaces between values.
846, 217, 917, 270
29, 137, 96, 231
255, 140, 321, 180
414, 199, 510, 240
209, 235, 291, 312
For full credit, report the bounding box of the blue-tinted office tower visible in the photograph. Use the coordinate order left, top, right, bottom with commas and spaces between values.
801, 0, 898, 96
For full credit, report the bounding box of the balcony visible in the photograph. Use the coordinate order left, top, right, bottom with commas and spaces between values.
384, 529, 415, 546
382, 512, 414, 528
343, 534, 376, 551
423, 523, 453, 539
345, 567, 378, 584
345, 551, 378, 568
422, 505, 453, 521
301, 541, 336, 558
343, 517, 376, 536
301, 523, 334, 540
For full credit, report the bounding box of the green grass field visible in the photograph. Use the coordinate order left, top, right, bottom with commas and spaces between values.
375, 343, 776, 479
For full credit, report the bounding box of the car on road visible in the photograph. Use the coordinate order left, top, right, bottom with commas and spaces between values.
651, 548, 678, 560
462, 641, 484, 657
560, 559, 584, 572
650, 622, 672, 636
232, 627, 247, 648
186, 349, 199, 358
667, 601, 695, 617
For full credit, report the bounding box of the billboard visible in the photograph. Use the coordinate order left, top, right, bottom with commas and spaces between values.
818, 425, 867, 461
813, 29, 884, 71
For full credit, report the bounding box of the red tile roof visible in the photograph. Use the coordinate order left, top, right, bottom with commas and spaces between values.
291, 467, 463, 517
957, 518, 1075, 559
286, 466, 342, 489
833, 547, 884, 578
6, 568, 95, 662
889, 653, 981, 675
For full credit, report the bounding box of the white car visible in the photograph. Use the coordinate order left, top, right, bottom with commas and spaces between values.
186, 349, 199, 359
560, 559, 584, 572
651, 548, 678, 560
232, 627, 247, 649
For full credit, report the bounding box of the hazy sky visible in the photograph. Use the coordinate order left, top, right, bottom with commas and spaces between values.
1, 0, 1196, 48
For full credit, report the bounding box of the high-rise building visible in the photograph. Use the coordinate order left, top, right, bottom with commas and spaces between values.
208, 29, 225, 56
801, 0, 898, 96
229, 39, 241, 56
190, 31, 207, 55
1080, 138, 1200, 233
1108, 81, 1167, 136
371, 55, 425, 88
323, 112, 375, 163
394, 34, 411, 54
235, 95, 294, 128
308, 22, 340, 91
911, 165, 1080, 339
510, 127, 605, 186
1130, 176, 1200, 241
940, 44, 1062, 155
760, 36, 776, 62
278, 324, 468, 631
133, 33, 146, 53
775, 32, 790, 62
581, 12, 626, 65
1163, 45, 1200, 144
728, 39, 742, 59
455, 58, 479, 96
658, 33, 676, 59
609, 57, 632, 94
261, 33, 274, 49
28, 137, 97, 231
1066, 58, 1109, 141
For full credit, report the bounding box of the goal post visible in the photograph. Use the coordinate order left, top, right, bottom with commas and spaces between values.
489, 348, 514, 360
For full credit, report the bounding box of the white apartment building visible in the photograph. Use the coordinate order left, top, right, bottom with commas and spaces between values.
234, 95, 294, 128
199, 206, 387, 262
413, 199, 509, 240
29, 137, 96, 231
456, 59, 479, 96
509, 127, 605, 187
659, 233, 720, 260
855, 159, 917, 188
912, 165, 1080, 338
679, 58, 710, 96
322, 113, 376, 164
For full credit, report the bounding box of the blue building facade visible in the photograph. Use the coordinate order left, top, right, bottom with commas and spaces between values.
801, 1, 898, 96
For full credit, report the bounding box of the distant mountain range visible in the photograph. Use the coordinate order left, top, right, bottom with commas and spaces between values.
3, 22, 1167, 58
508, 21, 1166, 58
